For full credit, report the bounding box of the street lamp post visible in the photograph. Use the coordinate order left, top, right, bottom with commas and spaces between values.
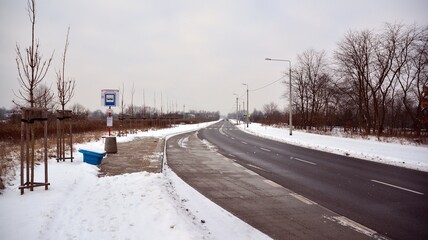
233, 93, 239, 125
242, 83, 249, 128
265, 58, 292, 136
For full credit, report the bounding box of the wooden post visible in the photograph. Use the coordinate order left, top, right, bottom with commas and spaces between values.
25, 122, 29, 189
20, 121, 24, 195
19, 108, 50, 194
44, 119, 48, 190
56, 117, 60, 162
30, 124, 34, 191
56, 110, 73, 162
70, 122, 73, 162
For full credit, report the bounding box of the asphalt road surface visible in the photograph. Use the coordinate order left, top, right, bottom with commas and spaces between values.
167, 131, 373, 239
197, 120, 428, 240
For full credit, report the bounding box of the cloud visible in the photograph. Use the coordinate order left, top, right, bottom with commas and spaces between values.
1, 0, 427, 114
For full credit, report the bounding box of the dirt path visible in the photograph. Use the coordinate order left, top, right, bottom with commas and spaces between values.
99, 137, 164, 177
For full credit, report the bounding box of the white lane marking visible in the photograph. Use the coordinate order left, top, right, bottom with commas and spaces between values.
233, 163, 243, 168
290, 193, 317, 205
245, 169, 258, 176
260, 147, 271, 152
263, 179, 282, 188
290, 156, 317, 165
229, 154, 236, 157
371, 179, 424, 195
219, 124, 227, 136
241, 141, 248, 145
324, 216, 378, 237
247, 164, 264, 171
230, 137, 235, 140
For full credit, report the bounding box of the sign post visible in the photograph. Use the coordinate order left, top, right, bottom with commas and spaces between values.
107, 107, 113, 135
101, 89, 119, 136
101, 89, 119, 154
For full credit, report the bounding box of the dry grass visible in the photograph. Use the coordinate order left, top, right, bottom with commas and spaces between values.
0, 141, 19, 190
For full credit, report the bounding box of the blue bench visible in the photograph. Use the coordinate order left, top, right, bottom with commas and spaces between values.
78, 149, 106, 165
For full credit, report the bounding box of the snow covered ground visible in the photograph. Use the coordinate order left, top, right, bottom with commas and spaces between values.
2, 120, 427, 240
0, 121, 269, 240
236, 122, 428, 172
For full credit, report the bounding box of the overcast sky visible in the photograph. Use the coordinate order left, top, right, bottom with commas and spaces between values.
1, 0, 427, 115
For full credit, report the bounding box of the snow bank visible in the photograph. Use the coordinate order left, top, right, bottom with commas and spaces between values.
0, 120, 269, 240
237, 122, 428, 172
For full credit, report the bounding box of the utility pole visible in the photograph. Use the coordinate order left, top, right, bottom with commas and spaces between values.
246, 86, 249, 128
183, 104, 186, 119
236, 96, 239, 124
242, 100, 245, 122
243, 83, 249, 128
233, 93, 239, 124
143, 88, 145, 118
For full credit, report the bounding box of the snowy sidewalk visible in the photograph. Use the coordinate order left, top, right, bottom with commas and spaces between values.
1, 121, 268, 240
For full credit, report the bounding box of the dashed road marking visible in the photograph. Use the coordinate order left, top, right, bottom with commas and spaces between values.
247, 164, 265, 171
245, 169, 258, 176
371, 179, 424, 195
325, 215, 379, 238
260, 147, 271, 152
290, 193, 317, 205
219, 125, 227, 136
263, 179, 282, 188
229, 154, 236, 157
230, 137, 235, 140
233, 163, 243, 168
241, 141, 248, 145
290, 156, 317, 165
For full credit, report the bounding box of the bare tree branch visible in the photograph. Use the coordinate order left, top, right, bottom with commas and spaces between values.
15, 0, 54, 108
56, 26, 76, 111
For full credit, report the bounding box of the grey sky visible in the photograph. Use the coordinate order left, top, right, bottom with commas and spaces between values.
1, 0, 427, 115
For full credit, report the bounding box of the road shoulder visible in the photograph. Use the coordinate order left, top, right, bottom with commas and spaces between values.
167, 131, 380, 240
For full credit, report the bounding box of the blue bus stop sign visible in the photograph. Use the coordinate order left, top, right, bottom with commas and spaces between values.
101, 89, 119, 107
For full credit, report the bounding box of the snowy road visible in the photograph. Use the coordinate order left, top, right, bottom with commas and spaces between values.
198, 120, 428, 240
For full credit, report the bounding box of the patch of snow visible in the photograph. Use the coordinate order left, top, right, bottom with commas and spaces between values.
78, 146, 106, 154
0, 120, 269, 240
201, 139, 218, 152
178, 136, 189, 148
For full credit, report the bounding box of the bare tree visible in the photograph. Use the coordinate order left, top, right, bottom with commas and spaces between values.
14, 0, 54, 108
291, 49, 331, 129
335, 30, 376, 134
335, 23, 428, 137
34, 84, 55, 109
71, 103, 89, 119
130, 83, 135, 118
396, 25, 428, 135
120, 83, 126, 119
263, 102, 282, 125
56, 27, 76, 111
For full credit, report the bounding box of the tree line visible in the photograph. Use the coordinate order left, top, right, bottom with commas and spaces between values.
250, 23, 428, 139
